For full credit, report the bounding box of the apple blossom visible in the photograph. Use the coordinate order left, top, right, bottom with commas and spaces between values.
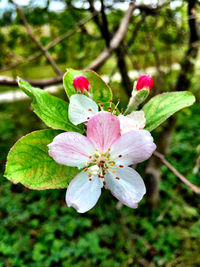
68, 94, 146, 134
118, 111, 146, 135
136, 75, 153, 91
48, 111, 156, 213
72, 76, 90, 93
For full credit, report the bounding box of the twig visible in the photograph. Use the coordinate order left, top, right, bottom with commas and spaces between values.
0, 13, 97, 73
153, 151, 200, 194
10, 0, 62, 76
0, 3, 135, 87
0, 75, 62, 88
88, 2, 136, 70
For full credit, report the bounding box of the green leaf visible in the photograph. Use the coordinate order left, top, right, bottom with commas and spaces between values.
4, 129, 79, 190
142, 91, 195, 131
63, 68, 112, 103
18, 78, 83, 133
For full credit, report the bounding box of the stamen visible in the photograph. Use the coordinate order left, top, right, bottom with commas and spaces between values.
98, 174, 101, 177
112, 99, 120, 114
119, 165, 124, 168
118, 155, 122, 158
110, 162, 114, 166
89, 178, 92, 181
108, 147, 111, 151
103, 181, 106, 185
89, 155, 92, 159
84, 168, 88, 172
115, 177, 120, 180
121, 108, 124, 114
112, 170, 116, 173
101, 153, 105, 156
87, 117, 90, 120
88, 108, 92, 111
105, 158, 108, 161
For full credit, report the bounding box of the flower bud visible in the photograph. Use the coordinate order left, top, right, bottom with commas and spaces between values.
72, 76, 89, 93
136, 75, 153, 91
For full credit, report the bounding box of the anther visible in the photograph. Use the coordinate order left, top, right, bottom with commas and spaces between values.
97, 100, 101, 104
109, 99, 113, 103
88, 108, 92, 111
84, 168, 88, 172
89, 155, 92, 159
98, 174, 101, 177
118, 155, 122, 158
103, 181, 106, 185
105, 158, 108, 161
119, 165, 124, 168
89, 178, 92, 181
121, 108, 123, 113
110, 162, 114, 166
87, 117, 90, 120
115, 177, 120, 180
112, 170, 116, 173
108, 147, 110, 151
101, 153, 105, 156
100, 175, 104, 178
100, 163, 104, 167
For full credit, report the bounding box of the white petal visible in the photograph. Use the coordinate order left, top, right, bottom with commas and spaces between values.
48, 132, 95, 169
110, 130, 156, 166
66, 171, 103, 213
105, 167, 146, 208
119, 111, 146, 135
69, 94, 98, 125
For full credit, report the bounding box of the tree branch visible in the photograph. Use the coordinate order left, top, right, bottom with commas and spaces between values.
0, 13, 97, 73
153, 151, 200, 194
10, 0, 62, 76
0, 3, 135, 87
87, 2, 135, 71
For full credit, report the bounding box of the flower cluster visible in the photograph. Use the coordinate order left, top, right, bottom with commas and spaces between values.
48, 75, 156, 213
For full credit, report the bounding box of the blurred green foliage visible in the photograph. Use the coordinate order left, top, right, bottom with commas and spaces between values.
0, 93, 200, 266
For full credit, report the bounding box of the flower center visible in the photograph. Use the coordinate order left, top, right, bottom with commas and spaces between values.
84, 148, 123, 185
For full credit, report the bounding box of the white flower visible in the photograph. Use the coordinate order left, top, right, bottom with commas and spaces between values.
68, 94, 146, 134
48, 111, 156, 213
118, 111, 146, 135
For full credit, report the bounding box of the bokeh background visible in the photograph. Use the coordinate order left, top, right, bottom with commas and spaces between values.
0, 0, 200, 266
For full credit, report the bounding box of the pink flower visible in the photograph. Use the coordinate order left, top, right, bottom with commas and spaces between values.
48, 111, 156, 213
136, 75, 153, 91
72, 76, 90, 93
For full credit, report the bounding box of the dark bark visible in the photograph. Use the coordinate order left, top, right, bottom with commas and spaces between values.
115, 46, 133, 96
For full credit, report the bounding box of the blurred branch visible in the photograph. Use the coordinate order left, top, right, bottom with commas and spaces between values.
153, 151, 200, 194
175, 0, 199, 90
10, 0, 62, 76
0, 75, 62, 87
87, 2, 135, 70
0, 13, 97, 73
0, 3, 135, 87
135, 1, 170, 14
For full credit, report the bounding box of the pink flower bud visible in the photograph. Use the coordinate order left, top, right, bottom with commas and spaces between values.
136, 75, 153, 91
72, 76, 90, 93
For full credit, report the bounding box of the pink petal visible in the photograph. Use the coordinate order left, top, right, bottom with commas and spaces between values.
110, 130, 156, 166
48, 132, 95, 169
105, 167, 146, 208
66, 171, 103, 213
87, 111, 120, 151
